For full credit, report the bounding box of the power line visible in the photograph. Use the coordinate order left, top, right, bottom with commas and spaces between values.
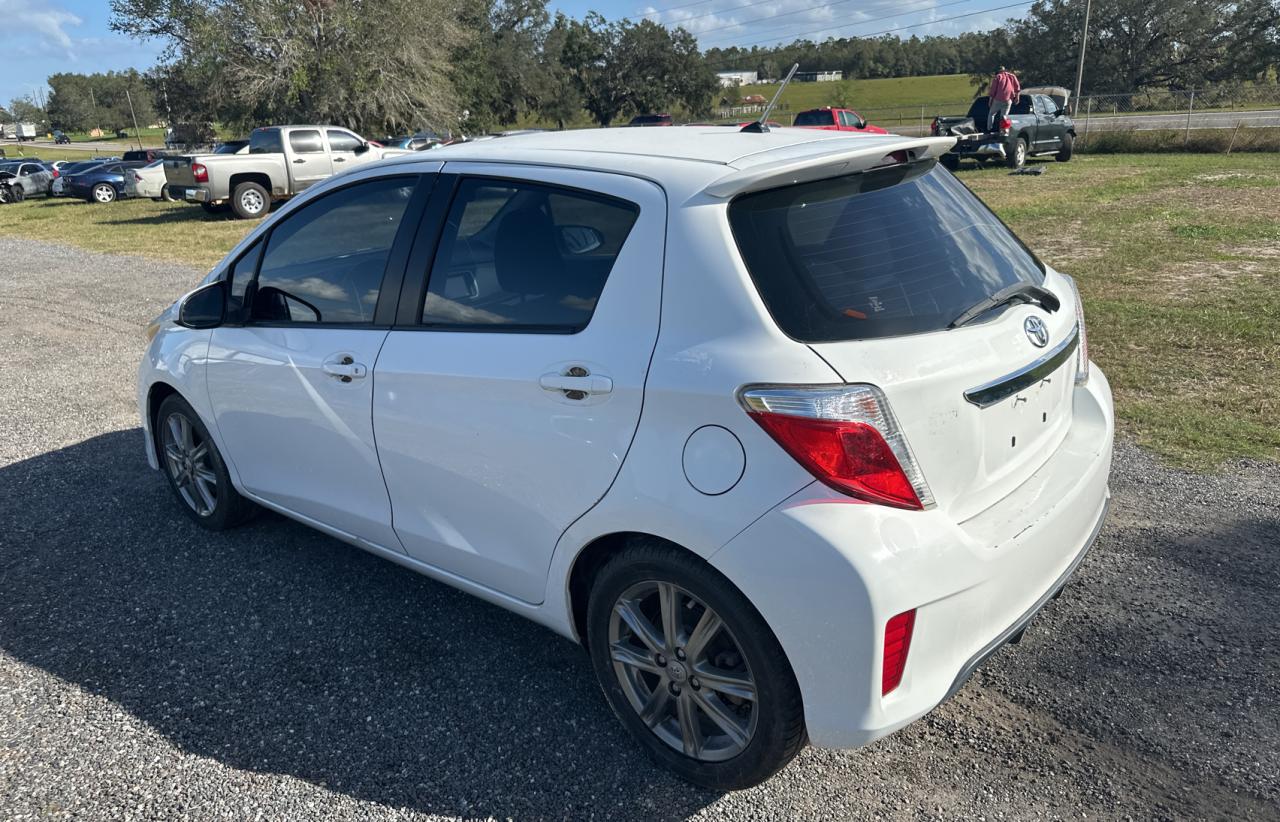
635, 0, 725, 19
695, 0, 979, 43
711, 0, 1032, 50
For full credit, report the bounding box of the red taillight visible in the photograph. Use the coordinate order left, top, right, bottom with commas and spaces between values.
51, 169, 59, 178
930, 119, 940, 135
883, 609, 916, 695
999, 116, 1012, 134
133, 172, 143, 182
192, 163, 208, 183
749, 414, 923, 509
740, 385, 934, 510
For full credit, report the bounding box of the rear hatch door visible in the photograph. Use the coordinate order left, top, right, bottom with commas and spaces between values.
728, 159, 1081, 520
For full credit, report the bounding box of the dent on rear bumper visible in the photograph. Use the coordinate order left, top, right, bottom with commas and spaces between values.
708, 367, 1114, 749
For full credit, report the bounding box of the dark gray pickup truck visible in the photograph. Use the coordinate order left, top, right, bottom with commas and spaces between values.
931, 86, 1076, 170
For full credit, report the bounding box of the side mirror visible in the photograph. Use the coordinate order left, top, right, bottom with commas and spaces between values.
177, 281, 226, 329
559, 225, 604, 255
354, 142, 371, 155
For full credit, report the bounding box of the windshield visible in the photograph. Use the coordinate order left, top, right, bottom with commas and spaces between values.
728, 163, 1045, 342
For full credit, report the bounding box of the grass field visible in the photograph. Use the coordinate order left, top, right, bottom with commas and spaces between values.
0, 153, 1275, 466
732, 73, 979, 115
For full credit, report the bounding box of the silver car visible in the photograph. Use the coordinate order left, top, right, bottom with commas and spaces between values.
0, 161, 55, 198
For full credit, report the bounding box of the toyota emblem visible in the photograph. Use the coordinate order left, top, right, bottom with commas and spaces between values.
1024, 316, 1050, 348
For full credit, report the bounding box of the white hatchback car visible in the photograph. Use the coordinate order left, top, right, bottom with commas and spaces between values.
138, 127, 1112, 789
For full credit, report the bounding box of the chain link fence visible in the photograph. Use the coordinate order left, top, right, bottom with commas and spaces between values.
714, 84, 1280, 145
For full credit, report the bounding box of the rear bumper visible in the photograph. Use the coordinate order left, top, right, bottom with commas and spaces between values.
953, 139, 1007, 158
710, 367, 1113, 749
176, 186, 212, 203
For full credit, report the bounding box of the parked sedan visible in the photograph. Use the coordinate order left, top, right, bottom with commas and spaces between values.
51, 161, 107, 196
138, 127, 1111, 790
68, 160, 148, 204
124, 159, 175, 200
0, 160, 56, 198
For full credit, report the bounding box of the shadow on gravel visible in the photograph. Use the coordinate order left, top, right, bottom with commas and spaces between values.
0, 431, 720, 817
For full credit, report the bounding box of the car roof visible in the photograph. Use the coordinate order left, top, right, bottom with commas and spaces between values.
375, 127, 948, 199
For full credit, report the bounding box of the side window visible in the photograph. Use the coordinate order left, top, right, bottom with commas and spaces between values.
250, 129, 284, 154
289, 130, 324, 154
838, 111, 857, 127
421, 178, 640, 332
249, 177, 417, 324
327, 130, 362, 152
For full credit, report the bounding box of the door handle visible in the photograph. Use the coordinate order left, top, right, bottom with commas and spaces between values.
333, 157, 346, 162
323, 356, 367, 382
539, 369, 612, 399
292, 158, 305, 164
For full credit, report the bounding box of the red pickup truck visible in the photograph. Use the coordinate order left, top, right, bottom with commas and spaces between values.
792, 107, 887, 134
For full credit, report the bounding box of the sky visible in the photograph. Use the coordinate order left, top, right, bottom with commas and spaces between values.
0, 0, 1023, 108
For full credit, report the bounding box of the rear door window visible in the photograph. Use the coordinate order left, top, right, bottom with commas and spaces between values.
728, 163, 1045, 342
249, 129, 284, 154
289, 130, 324, 154
793, 111, 833, 127
420, 178, 639, 332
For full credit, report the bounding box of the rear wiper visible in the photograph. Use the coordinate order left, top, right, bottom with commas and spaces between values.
948, 282, 1060, 329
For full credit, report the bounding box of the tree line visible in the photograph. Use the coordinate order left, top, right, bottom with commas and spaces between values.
10, 0, 1276, 136
710, 0, 1279, 96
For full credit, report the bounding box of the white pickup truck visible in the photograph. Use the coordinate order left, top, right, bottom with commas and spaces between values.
163, 125, 408, 219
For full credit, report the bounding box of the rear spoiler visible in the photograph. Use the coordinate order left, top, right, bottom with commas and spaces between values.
702, 136, 956, 199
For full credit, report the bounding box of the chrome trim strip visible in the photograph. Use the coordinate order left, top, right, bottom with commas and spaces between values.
963, 325, 1080, 408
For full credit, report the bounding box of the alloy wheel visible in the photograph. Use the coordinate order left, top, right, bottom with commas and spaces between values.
608, 581, 758, 762
161, 411, 218, 517
93, 184, 114, 203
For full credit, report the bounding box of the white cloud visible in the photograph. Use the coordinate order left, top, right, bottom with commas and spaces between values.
640, 0, 1017, 50
0, 0, 82, 58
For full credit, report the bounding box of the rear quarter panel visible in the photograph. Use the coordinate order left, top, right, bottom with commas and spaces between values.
545, 192, 838, 625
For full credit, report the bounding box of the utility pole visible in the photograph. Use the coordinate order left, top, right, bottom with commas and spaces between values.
126, 88, 143, 149
1072, 0, 1092, 114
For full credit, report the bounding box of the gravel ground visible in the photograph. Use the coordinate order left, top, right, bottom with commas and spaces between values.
1, 235, 1277, 820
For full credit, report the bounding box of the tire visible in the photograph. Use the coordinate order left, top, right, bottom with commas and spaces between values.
940, 153, 960, 171
155, 394, 256, 530
1056, 132, 1075, 162
11, 185, 25, 203
1006, 136, 1028, 169
231, 181, 269, 220
90, 183, 116, 204
200, 202, 230, 216
586, 538, 806, 790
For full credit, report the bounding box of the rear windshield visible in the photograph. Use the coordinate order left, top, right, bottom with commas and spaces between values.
968, 96, 1033, 119
728, 162, 1044, 342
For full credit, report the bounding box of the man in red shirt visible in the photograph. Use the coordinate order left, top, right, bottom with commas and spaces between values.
988, 66, 1021, 131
